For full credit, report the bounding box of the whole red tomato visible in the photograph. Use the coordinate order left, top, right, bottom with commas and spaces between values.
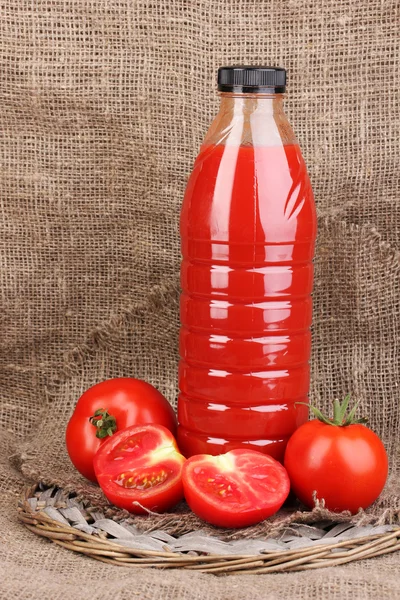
66, 378, 177, 482
284, 397, 388, 514
94, 424, 185, 513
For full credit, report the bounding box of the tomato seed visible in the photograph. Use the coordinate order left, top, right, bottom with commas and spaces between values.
115, 469, 170, 490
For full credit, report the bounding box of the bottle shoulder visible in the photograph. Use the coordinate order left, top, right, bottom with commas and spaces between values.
181, 143, 316, 246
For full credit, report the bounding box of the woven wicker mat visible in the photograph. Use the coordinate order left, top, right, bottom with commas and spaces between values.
1, 0, 399, 598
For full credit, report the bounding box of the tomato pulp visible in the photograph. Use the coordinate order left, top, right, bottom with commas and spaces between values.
94, 424, 185, 513
182, 449, 290, 528
178, 143, 317, 460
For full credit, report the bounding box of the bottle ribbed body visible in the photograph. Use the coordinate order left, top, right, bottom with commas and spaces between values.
177, 97, 317, 461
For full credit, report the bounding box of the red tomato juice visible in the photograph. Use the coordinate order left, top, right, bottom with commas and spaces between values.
178, 141, 317, 461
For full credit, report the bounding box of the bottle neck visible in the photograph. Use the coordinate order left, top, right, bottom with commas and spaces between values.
203, 92, 296, 148
219, 92, 285, 116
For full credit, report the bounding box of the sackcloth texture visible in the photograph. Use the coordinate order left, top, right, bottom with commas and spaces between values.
1, 0, 399, 598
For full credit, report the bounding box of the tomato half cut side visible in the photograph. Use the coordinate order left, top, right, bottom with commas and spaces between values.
182, 449, 290, 528
94, 424, 186, 514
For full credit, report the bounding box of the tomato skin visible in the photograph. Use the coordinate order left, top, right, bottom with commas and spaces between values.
182, 449, 290, 528
94, 424, 185, 513
65, 378, 177, 482
284, 420, 388, 514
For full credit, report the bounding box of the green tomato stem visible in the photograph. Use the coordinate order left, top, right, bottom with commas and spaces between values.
296, 396, 368, 427
89, 408, 118, 439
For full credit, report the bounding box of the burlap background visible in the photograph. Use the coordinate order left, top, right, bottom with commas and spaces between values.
1, 0, 399, 598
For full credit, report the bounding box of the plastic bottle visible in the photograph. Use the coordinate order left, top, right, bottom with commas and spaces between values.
178, 66, 317, 461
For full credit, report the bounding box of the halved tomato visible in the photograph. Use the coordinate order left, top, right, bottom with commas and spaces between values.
182, 449, 290, 528
94, 424, 185, 513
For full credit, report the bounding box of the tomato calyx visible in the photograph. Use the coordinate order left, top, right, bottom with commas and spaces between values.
89, 408, 118, 439
298, 394, 369, 427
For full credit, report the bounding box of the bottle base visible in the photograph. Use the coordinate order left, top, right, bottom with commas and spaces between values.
177, 426, 290, 463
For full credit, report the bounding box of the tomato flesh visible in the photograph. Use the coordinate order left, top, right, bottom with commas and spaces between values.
284, 420, 388, 514
115, 467, 172, 490
65, 378, 177, 482
182, 449, 290, 528
94, 424, 185, 513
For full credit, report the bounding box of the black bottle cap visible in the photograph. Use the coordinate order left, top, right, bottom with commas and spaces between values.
217, 66, 286, 93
